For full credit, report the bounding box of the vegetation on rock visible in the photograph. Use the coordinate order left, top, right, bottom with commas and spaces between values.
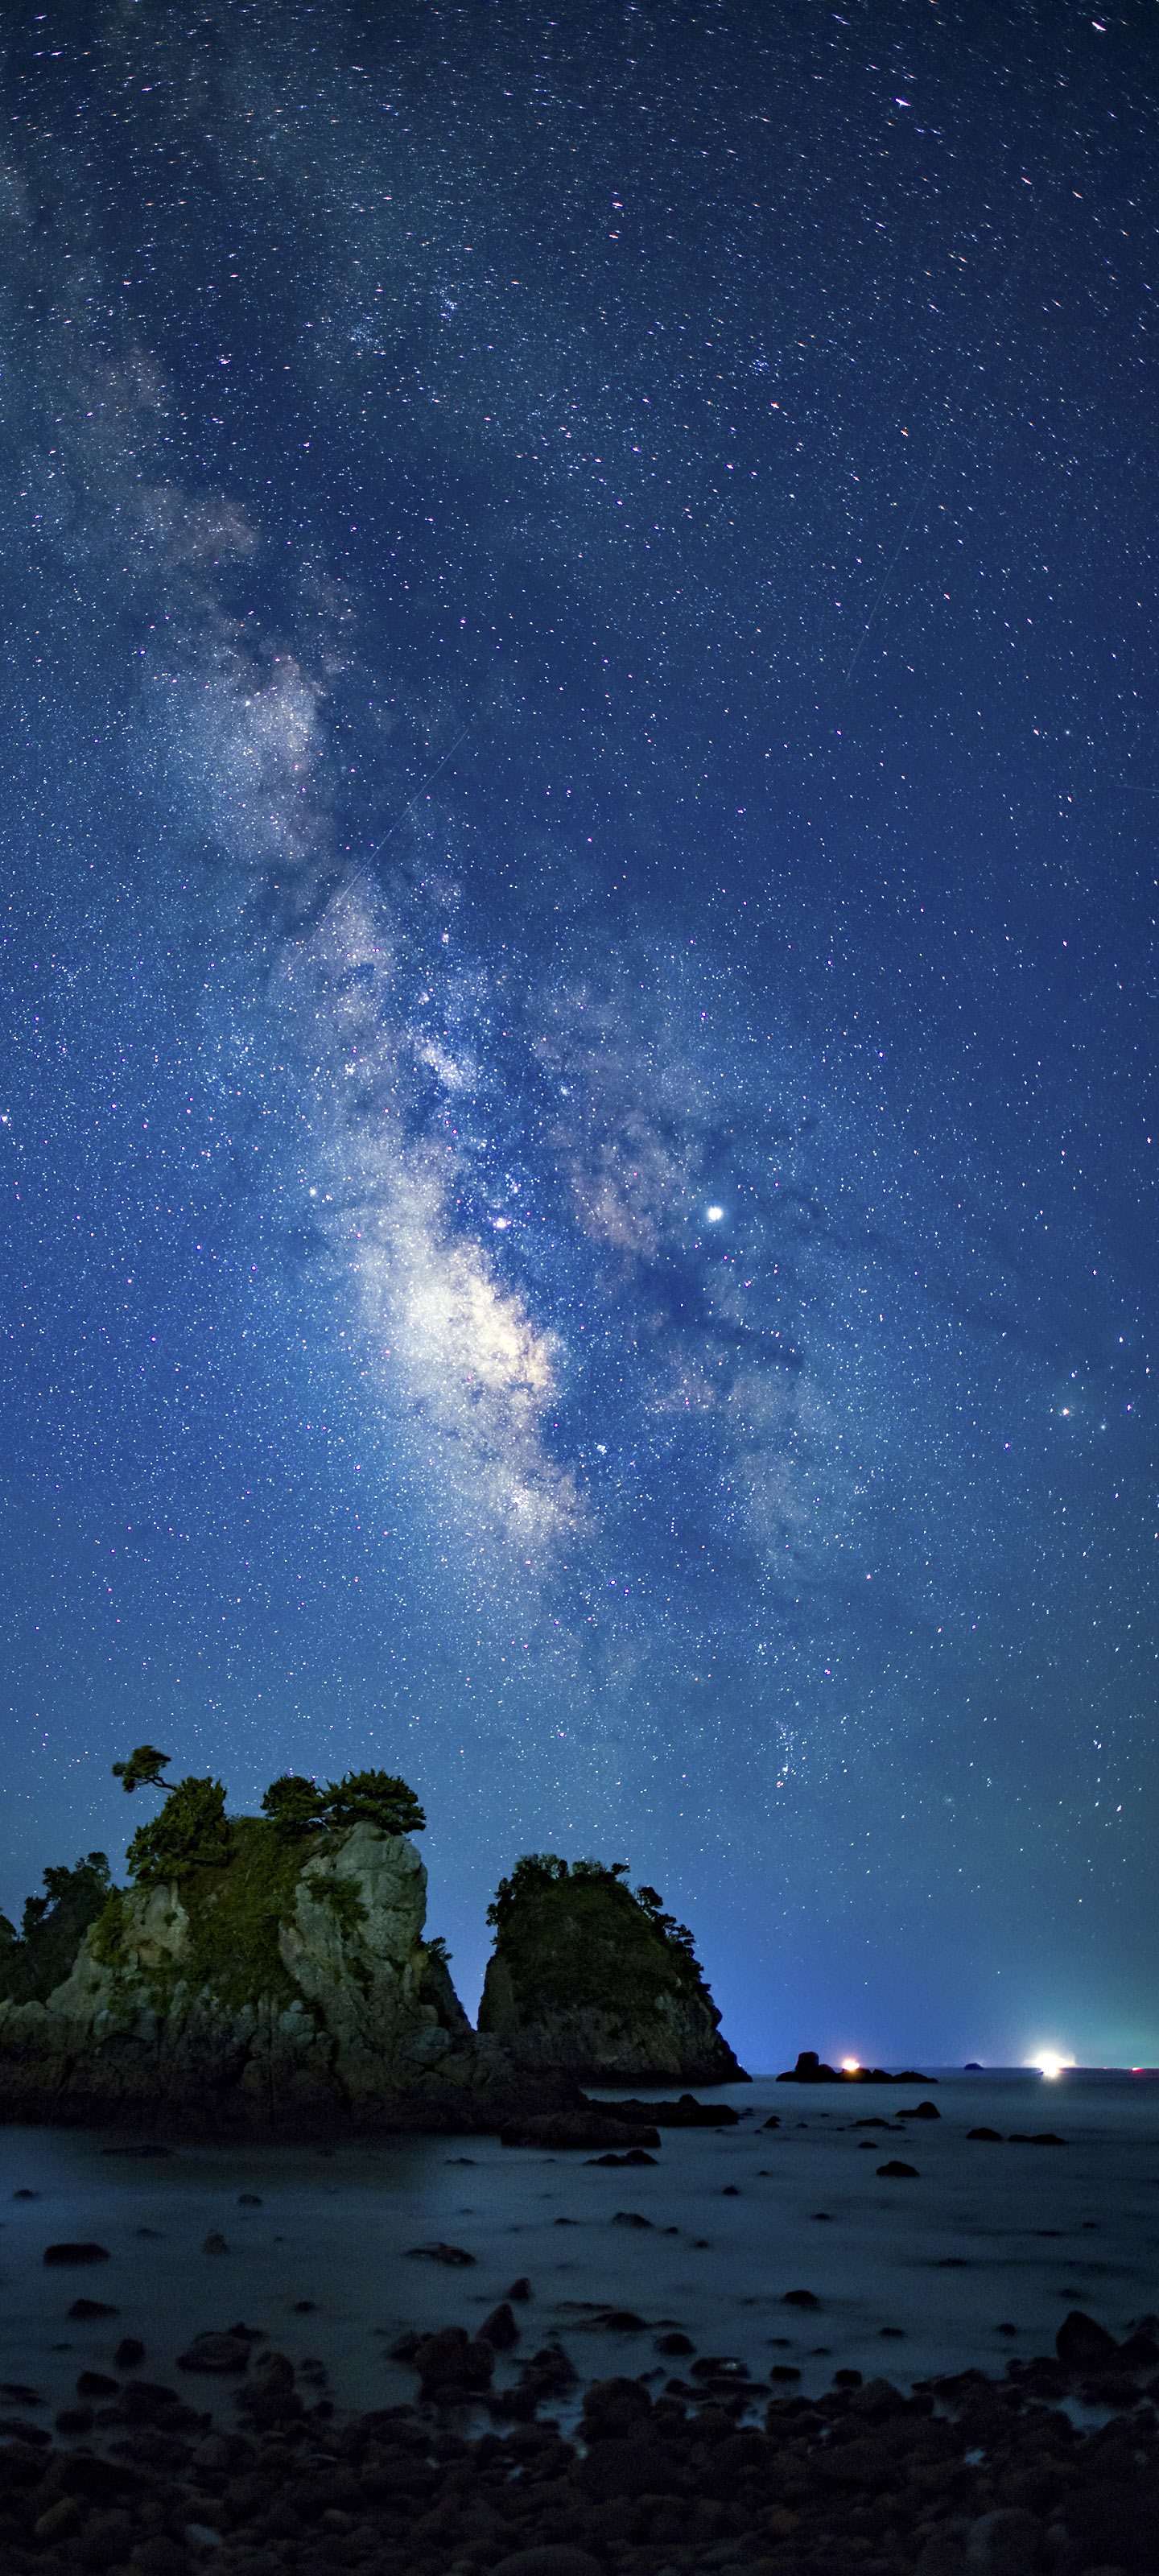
262, 1769, 427, 1838
0, 1753, 432, 2022
126, 1774, 231, 1883
485, 1854, 711, 2013
0, 1855, 113, 2006
478, 1852, 745, 2082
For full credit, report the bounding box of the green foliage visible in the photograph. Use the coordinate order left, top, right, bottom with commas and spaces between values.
426, 1934, 452, 1967
260, 1768, 424, 1840
3, 1751, 426, 2027
322, 1769, 426, 1835
89, 1889, 127, 1969
112, 1744, 171, 1794
126, 1777, 230, 1884
261, 1774, 328, 1836
177, 1819, 322, 2013
96, 1820, 324, 2015
485, 1852, 707, 2024
487, 1852, 568, 1929
0, 1854, 113, 2006
307, 1871, 369, 1942
633, 1881, 700, 1971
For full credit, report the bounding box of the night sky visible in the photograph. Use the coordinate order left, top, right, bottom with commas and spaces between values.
2, 0, 1157, 2074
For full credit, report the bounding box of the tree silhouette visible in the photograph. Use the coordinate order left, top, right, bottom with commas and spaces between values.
111, 1745, 171, 1795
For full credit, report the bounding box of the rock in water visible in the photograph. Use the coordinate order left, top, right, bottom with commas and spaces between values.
595, 2092, 738, 2128
477, 1855, 745, 2084
0, 1818, 577, 2138
1055, 2310, 1118, 2368
777, 2050, 934, 2085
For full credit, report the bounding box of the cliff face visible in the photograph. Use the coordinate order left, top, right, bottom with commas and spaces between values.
0, 1821, 513, 2136
476, 1860, 747, 2085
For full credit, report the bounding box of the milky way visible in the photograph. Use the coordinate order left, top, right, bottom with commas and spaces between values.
2, 0, 1157, 2066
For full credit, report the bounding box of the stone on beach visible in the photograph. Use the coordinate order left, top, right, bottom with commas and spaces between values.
413, 2323, 496, 2396
43, 2241, 109, 2265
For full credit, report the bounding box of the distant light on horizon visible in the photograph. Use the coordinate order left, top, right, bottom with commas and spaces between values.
1029, 2052, 1075, 2079
841, 2056, 860, 2072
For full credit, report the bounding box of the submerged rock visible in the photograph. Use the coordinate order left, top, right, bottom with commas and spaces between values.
501, 2110, 662, 2150
478, 1855, 745, 2085
598, 2092, 739, 2128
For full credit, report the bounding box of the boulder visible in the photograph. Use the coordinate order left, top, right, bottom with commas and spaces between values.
1055, 2310, 1118, 2369
411, 2326, 495, 2396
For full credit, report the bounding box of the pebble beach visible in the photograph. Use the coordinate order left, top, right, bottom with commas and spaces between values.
2, 2073, 1157, 2574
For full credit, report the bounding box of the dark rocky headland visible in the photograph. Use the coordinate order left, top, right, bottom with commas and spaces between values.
0, 1761, 745, 2137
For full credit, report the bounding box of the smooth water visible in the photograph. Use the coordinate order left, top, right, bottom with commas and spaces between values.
2, 2073, 1157, 2437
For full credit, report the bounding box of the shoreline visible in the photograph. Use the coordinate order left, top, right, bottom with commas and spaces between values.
4, 2335, 1158, 2576
2, 2070, 1157, 2569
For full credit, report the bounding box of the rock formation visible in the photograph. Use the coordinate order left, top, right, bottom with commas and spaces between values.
476, 1855, 746, 2085
775, 2050, 934, 2085
0, 1815, 553, 2137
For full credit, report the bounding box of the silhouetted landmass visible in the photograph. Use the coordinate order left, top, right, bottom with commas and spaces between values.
777, 2050, 934, 2085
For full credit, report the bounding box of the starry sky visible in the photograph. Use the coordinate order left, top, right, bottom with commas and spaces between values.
2, 0, 1157, 2074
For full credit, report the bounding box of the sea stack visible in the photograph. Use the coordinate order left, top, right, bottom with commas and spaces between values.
477, 1854, 747, 2084
0, 1766, 572, 2136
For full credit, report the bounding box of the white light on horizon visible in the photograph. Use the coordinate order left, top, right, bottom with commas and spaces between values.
841, 2057, 860, 2073
1029, 2052, 1075, 2079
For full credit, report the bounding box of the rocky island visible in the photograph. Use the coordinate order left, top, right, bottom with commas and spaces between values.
477, 1852, 747, 2086
0, 1755, 744, 2135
